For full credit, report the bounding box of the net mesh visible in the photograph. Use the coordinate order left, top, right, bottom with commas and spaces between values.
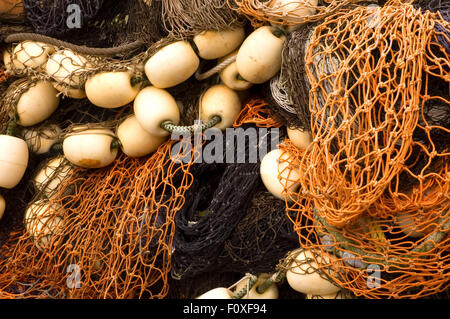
227, 0, 376, 27
20, 0, 165, 49
276, 0, 450, 299
161, 0, 245, 38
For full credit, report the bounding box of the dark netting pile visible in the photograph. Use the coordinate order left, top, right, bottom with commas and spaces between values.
171, 123, 299, 279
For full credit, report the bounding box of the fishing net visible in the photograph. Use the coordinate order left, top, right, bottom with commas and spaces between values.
269, 22, 319, 130
22, 0, 104, 36
171, 127, 280, 278
161, 0, 246, 38
227, 0, 376, 28
0, 88, 286, 299
414, 0, 450, 53
275, 0, 450, 298
214, 190, 300, 274
19, 0, 165, 49
0, 138, 200, 298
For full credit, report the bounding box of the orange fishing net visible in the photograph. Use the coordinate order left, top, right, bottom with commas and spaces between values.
228, 0, 374, 27
0, 140, 198, 298
234, 97, 284, 129
277, 0, 450, 299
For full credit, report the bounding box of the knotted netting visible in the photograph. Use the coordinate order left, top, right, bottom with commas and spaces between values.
161, 0, 246, 38
17, 0, 165, 49
227, 0, 376, 27
273, 0, 450, 298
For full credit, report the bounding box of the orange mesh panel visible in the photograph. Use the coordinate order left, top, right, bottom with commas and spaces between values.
0, 140, 197, 299
278, 1, 450, 299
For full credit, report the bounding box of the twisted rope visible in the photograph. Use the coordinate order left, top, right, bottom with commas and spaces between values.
161, 116, 222, 134
195, 53, 237, 81
4, 33, 145, 56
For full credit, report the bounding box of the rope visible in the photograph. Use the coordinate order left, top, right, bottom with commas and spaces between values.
230, 274, 258, 299
195, 53, 237, 81
255, 271, 285, 294
4, 33, 145, 56
161, 115, 222, 134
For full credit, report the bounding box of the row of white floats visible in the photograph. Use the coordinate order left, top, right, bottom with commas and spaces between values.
0, 24, 293, 249
0, 23, 290, 189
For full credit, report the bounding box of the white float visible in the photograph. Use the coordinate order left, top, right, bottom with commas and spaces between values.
260, 148, 300, 200
133, 86, 180, 137
85, 71, 140, 108
144, 41, 199, 89
193, 27, 245, 60
116, 115, 167, 157
63, 127, 118, 168
236, 26, 286, 84
200, 84, 242, 130
286, 249, 341, 296
0, 135, 29, 189
15, 80, 60, 127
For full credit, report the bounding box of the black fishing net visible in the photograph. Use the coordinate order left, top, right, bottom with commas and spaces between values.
20, 0, 165, 50
171, 123, 298, 280
215, 190, 300, 274
22, 0, 104, 36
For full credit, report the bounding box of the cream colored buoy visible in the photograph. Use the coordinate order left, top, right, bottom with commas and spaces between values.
287, 127, 312, 151
200, 84, 241, 130
236, 26, 286, 84
12, 41, 54, 70
85, 71, 141, 108
196, 287, 233, 299
193, 27, 245, 60
144, 41, 199, 89
46, 49, 90, 89
234, 274, 279, 299
33, 156, 73, 197
63, 128, 118, 168
116, 115, 167, 157
15, 80, 60, 127
22, 124, 61, 154
260, 148, 300, 200
24, 200, 65, 251
0, 194, 5, 221
286, 249, 340, 296
219, 51, 253, 91
133, 86, 180, 137
0, 135, 29, 189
